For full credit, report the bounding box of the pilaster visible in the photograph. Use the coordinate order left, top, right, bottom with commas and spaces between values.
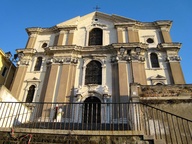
117, 61, 129, 102
160, 28, 172, 43
43, 64, 59, 102
117, 28, 123, 43
10, 66, 28, 100
57, 31, 65, 45
170, 62, 185, 84
26, 34, 37, 48
127, 27, 139, 42
132, 61, 147, 85
57, 63, 77, 103
67, 30, 74, 45
111, 63, 119, 103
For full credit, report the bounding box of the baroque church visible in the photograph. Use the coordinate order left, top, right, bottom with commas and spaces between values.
1, 11, 192, 144
11, 11, 185, 104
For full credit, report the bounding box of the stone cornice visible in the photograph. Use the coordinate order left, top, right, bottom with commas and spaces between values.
157, 42, 182, 50
154, 20, 172, 30
26, 25, 77, 35
111, 42, 148, 49
45, 45, 81, 55
114, 20, 172, 30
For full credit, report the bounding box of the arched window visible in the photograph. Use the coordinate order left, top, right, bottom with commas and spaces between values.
34, 57, 42, 71
85, 60, 102, 85
89, 28, 103, 46
26, 85, 35, 103
150, 53, 159, 68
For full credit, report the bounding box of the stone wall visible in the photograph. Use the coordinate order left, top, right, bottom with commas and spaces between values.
141, 100, 192, 120
0, 131, 153, 144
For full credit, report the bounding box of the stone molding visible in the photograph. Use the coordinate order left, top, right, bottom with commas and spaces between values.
46, 57, 78, 64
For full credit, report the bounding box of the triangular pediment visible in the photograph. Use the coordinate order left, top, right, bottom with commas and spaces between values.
56, 11, 138, 27
57, 16, 80, 26
111, 14, 137, 23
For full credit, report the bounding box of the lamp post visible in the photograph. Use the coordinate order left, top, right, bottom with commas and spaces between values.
3, 51, 24, 88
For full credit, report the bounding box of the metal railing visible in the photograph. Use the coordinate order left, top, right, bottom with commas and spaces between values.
0, 102, 191, 143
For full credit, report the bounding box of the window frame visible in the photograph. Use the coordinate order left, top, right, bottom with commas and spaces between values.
34, 57, 43, 71
150, 53, 160, 68
26, 85, 35, 103
85, 60, 102, 85
88, 28, 103, 46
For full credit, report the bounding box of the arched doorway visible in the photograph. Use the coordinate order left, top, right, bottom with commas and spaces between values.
83, 96, 101, 123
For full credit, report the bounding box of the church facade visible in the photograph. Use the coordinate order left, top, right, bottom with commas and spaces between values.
10, 11, 185, 105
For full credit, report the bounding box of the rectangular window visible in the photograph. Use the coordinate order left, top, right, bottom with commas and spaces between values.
2, 67, 7, 77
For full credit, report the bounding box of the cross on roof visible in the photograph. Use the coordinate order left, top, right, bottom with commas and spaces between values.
93, 5, 100, 11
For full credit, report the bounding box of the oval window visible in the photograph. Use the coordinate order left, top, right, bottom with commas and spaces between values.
146, 38, 154, 43
42, 43, 48, 48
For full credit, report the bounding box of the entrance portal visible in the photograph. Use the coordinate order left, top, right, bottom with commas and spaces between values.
83, 96, 101, 123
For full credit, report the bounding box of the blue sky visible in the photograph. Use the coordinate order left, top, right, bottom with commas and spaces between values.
0, 0, 191, 83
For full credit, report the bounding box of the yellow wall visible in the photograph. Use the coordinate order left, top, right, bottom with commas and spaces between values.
0, 49, 16, 89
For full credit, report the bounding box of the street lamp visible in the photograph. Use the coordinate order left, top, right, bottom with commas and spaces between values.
3, 51, 24, 87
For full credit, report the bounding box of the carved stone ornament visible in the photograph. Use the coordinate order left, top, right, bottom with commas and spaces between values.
111, 54, 145, 63
166, 55, 181, 62
102, 85, 109, 95
17, 60, 30, 66
46, 57, 78, 64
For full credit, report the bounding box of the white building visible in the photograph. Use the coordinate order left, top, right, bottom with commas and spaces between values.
10, 11, 185, 117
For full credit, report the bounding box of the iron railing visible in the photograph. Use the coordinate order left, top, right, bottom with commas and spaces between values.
0, 102, 191, 144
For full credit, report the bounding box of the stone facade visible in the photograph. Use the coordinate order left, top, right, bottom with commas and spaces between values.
0, 11, 191, 144
10, 11, 185, 105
